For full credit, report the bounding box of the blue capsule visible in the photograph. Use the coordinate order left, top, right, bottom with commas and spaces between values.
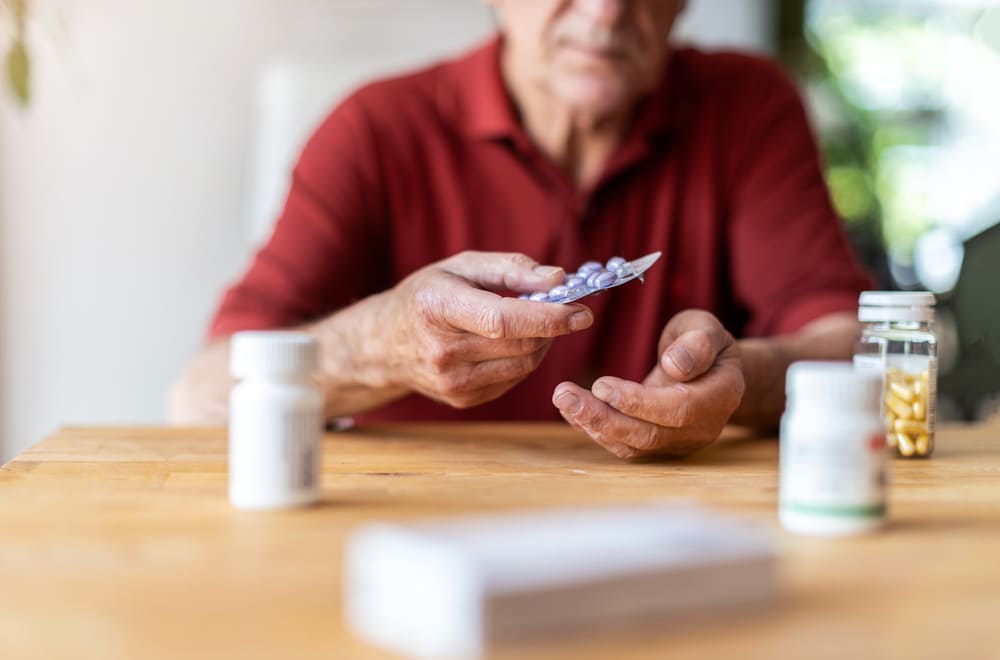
594, 271, 618, 289
565, 274, 586, 288
577, 261, 603, 276
529, 292, 550, 302
585, 271, 600, 288
606, 256, 626, 272
547, 285, 571, 302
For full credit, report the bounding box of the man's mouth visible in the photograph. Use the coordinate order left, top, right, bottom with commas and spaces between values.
563, 41, 627, 62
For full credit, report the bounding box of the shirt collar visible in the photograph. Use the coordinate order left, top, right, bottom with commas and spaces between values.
453, 36, 524, 142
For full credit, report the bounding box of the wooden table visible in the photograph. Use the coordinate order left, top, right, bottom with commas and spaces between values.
0, 423, 997, 660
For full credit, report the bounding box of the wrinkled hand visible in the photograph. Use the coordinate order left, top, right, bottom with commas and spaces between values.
378, 251, 593, 408
552, 310, 745, 459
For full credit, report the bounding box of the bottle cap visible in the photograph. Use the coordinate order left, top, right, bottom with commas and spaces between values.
858, 291, 935, 323
786, 361, 881, 412
231, 331, 318, 379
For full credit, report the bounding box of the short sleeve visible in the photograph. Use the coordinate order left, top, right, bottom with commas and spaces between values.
208, 93, 388, 340
725, 60, 872, 337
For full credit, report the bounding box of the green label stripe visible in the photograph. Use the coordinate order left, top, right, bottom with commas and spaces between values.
783, 502, 886, 518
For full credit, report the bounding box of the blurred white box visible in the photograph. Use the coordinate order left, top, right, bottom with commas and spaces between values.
345, 504, 777, 659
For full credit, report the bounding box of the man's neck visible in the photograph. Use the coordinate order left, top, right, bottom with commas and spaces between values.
501, 49, 631, 190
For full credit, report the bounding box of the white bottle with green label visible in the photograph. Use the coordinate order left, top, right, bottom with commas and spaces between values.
780, 362, 887, 536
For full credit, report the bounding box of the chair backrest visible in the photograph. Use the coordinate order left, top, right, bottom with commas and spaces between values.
939, 221, 1000, 420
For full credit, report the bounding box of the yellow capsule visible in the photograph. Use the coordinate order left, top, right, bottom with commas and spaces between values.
920, 369, 929, 385
913, 399, 926, 421
889, 381, 915, 403
914, 379, 925, 398
886, 367, 904, 381
915, 434, 931, 456
887, 432, 898, 448
894, 418, 926, 436
885, 393, 914, 420
886, 409, 898, 427
897, 433, 916, 457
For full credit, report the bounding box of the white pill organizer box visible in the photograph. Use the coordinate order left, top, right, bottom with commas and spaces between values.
345, 504, 777, 659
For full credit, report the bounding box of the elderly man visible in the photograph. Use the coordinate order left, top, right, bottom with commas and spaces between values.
171, 0, 870, 458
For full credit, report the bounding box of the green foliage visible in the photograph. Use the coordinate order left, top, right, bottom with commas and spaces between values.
2, 0, 31, 106
5, 38, 29, 104
775, 0, 972, 283
826, 165, 876, 223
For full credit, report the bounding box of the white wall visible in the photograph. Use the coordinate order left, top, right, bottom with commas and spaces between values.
0, 0, 773, 461
676, 0, 774, 53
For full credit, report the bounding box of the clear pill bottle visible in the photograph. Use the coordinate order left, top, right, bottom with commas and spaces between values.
780, 362, 887, 536
229, 332, 323, 510
853, 291, 937, 459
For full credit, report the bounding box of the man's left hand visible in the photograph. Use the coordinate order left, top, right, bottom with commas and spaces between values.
552, 310, 746, 459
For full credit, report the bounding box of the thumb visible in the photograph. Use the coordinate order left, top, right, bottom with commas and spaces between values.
656, 311, 734, 382
442, 251, 565, 293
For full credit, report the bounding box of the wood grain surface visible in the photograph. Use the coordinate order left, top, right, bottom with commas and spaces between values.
0, 422, 997, 660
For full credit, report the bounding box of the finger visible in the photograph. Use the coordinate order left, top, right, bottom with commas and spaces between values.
462, 343, 552, 386
433, 379, 521, 409
443, 251, 567, 293
549, 384, 597, 436
552, 382, 661, 458
442, 335, 552, 362
432, 359, 546, 409
556, 382, 712, 457
642, 363, 676, 388
421, 345, 551, 405
423, 379, 512, 409
592, 367, 744, 429
440, 275, 593, 339
658, 318, 734, 382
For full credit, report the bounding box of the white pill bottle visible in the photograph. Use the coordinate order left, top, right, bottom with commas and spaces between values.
229, 331, 323, 510
780, 362, 887, 536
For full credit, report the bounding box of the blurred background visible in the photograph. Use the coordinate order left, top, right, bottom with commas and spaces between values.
0, 0, 996, 461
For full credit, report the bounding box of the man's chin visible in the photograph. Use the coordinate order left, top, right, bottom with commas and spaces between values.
551, 76, 632, 117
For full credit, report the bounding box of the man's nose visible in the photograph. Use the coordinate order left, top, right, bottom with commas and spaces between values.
574, 0, 626, 26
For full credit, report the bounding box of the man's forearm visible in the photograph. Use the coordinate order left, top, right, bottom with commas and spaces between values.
731, 312, 860, 429
169, 292, 408, 425
311, 290, 411, 418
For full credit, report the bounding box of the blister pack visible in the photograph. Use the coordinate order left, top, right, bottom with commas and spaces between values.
519, 252, 662, 304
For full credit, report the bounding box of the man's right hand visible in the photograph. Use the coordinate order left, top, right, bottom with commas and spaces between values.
371, 251, 593, 409
170, 251, 593, 425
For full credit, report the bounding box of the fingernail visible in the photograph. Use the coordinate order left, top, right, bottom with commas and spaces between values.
666, 346, 694, 375
554, 390, 583, 415
533, 265, 563, 279
592, 380, 613, 403
569, 311, 593, 331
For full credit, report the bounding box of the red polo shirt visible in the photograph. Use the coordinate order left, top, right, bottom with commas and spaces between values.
209, 37, 871, 422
